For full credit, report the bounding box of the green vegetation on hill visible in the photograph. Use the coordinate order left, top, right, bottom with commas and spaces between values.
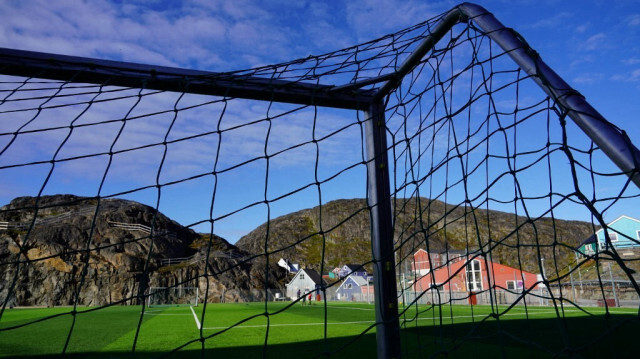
236, 198, 596, 276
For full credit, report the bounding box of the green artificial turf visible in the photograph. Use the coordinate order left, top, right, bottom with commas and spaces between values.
1, 302, 638, 358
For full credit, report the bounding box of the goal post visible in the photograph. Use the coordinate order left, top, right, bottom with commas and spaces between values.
1, 2, 639, 359
147, 287, 199, 307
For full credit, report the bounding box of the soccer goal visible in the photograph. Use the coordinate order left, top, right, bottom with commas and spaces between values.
1, 2, 639, 358
147, 287, 199, 307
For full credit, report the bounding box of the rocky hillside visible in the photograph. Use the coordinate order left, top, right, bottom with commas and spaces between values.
0, 195, 286, 307
236, 198, 596, 276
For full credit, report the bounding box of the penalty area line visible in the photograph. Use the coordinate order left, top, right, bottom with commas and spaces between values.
190, 305, 201, 330
202, 320, 375, 330
325, 305, 374, 311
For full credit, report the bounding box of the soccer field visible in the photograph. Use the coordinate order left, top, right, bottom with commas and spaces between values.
1, 303, 638, 358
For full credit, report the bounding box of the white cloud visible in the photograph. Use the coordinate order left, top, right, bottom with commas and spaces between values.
622, 57, 640, 65
569, 54, 595, 68
581, 33, 606, 51
627, 14, 640, 26
345, 0, 444, 41
531, 12, 571, 28
572, 73, 603, 84
575, 23, 590, 33
611, 69, 640, 82
0, 0, 306, 72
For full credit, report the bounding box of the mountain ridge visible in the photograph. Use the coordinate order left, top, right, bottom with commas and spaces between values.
236, 197, 596, 275
0, 194, 285, 307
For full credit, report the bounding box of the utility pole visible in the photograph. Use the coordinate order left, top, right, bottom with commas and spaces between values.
402, 272, 407, 305
569, 268, 577, 303
540, 257, 547, 306
608, 262, 619, 307
578, 265, 583, 293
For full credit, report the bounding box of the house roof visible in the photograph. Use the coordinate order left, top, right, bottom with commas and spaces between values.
595, 215, 640, 236
609, 215, 640, 225
337, 274, 369, 291
349, 275, 368, 286
414, 248, 428, 256
414, 248, 477, 258
286, 268, 325, 287
303, 268, 324, 285
578, 234, 597, 248
344, 264, 364, 271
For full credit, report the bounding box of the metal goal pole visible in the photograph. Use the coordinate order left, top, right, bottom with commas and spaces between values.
365, 101, 402, 359
457, 3, 640, 189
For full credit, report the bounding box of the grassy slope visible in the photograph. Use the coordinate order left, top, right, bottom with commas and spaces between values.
1, 303, 638, 358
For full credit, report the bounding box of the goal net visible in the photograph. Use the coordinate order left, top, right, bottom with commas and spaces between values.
147, 287, 199, 307
1, 2, 639, 358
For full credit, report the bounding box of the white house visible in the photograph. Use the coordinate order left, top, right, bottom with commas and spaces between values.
285, 268, 325, 299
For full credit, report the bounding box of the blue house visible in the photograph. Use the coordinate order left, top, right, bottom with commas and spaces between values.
596, 215, 640, 250
337, 264, 367, 279
335, 275, 370, 301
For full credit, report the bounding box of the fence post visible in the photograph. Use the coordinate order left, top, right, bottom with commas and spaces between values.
365, 100, 401, 359
569, 269, 577, 303
608, 263, 619, 307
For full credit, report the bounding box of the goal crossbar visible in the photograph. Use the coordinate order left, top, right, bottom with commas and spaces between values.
0, 47, 375, 111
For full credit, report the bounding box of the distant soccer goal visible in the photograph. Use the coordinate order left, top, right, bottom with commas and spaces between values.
147, 287, 199, 307
1, 2, 639, 359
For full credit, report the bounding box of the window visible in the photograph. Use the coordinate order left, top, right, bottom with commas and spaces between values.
600, 231, 619, 249
506, 280, 516, 290
346, 283, 352, 289
637, 230, 640, 240
300, 274, 304, 280
466, 260, 482, 291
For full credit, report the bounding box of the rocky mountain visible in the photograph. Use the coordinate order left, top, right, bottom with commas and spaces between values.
236, 198, 597, 276
0, 195, 286, 307
0, 194, 599, 307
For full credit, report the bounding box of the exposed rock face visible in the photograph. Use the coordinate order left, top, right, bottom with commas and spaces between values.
0, 194, 598, 307
236, 198, 596, 275
0, 195, 285, 307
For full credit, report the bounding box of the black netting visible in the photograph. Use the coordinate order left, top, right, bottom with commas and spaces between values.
1, 4, 639, 359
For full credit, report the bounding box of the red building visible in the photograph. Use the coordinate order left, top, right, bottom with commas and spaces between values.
411, 249, 467, 275
411, 252, 540, 293
411, 249, 435, 275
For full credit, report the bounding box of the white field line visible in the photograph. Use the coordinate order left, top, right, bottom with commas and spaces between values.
403, 309, 638, 321
202, 320, 375, 330
144, 309, 191, 315
199, 308, 638, 331
325, 305, 374, 311
190, 305, 201, 330
406, 310, 561, 321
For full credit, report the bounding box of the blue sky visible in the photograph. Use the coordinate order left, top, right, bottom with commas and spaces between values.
1, 0, 639, 242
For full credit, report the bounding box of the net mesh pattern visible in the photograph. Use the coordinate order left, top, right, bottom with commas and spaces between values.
0, 5, 639, 358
